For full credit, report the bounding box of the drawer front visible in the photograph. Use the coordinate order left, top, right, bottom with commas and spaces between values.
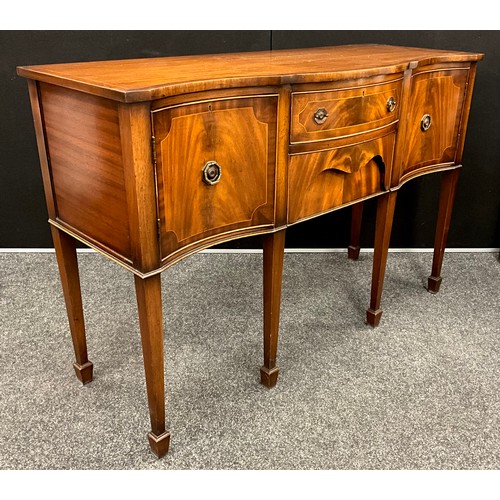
291, 80, 401, 143
397, 67, 469, 183
288, 134, 395, 224
153, 96, 277, 259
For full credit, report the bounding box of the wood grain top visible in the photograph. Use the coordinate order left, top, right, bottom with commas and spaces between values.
17, 44, 483, 103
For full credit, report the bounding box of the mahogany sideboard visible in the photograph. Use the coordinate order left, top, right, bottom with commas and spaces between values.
17, 45, 483, 458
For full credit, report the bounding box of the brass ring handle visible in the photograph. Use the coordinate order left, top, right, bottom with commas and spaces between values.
386, 96, 396, 113
421, 114, 432, 132
202, 161, 222, 185
313, 108, 329, 125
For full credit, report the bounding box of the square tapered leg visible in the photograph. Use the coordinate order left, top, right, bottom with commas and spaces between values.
428, 170, 460, 294
51, 226, 93, 384
135, 274, 169, 458
261, 230, 286, 388
366, 192, 397, 327
348, 202, 364, 260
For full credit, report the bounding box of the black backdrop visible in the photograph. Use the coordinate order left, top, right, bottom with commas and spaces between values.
2, 31, 499, 249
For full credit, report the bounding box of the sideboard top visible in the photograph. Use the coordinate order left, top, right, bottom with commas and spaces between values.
17, 44, 483, 103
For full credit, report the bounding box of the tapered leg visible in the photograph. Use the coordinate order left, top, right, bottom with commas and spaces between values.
428, 169, 460, 294
366, 191, 397, 327
134, 274, 170, 458
260, 230, 286, 388
348, 202, 364, 260
51, 226, 93, 384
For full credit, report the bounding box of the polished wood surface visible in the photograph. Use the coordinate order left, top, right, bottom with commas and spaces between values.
366, 191, 398, 327
153, 95, 277, 261
428, 169, 461, 294
348, 202, 364, 260
455, 64, 478, 165
19, 45, 482, 458
17, 45, 483, 102
288, 133, 395, 224
134, 274, 170, 458
27, 80, 56, 218
398, 67, 469, 184
275, 86, 292, 228
39, 83, 131, 262
291, 78, 401, 143
120, 102, 168, 456
118, 102, 159, 274
261, 230, 286, 388
51, 226, 93, 384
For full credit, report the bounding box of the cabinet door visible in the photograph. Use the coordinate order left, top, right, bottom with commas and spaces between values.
397, 67, 469, 184
153, 96, 277, 261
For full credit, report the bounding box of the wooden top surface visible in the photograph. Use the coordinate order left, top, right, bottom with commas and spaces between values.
17, 44, 483, 103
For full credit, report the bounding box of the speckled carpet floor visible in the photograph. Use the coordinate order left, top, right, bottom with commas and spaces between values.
0, 251, 499, 469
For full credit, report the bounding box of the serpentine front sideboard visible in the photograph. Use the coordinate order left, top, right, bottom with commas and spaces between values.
17, 44, 483, 458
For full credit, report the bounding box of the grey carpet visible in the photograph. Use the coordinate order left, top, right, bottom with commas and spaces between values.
0, 251, 499, 469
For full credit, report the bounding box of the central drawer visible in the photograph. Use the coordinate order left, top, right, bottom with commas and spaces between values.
291, 79, 402, 144
288, 133, 395, 224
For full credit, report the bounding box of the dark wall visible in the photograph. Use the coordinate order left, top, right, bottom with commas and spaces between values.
2, 31, 498, 249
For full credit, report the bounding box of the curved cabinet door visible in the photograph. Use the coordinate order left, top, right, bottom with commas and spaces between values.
396, 65, 469, 185
153, 95, 277, 262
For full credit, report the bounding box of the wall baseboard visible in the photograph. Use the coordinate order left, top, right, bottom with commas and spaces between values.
0, 248, 499, 254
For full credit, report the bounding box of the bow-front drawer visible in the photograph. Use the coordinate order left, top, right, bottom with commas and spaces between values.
288, 133, 395, 224
291, 78, 402, 144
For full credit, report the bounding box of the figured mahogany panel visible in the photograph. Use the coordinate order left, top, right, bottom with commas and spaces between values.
397, 67, 469, 183
153, 96, 277, 260
39, 83, 131, 260
288, 133, 395, 224
291, 78, 402, 143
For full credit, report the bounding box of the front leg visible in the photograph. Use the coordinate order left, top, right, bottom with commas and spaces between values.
366, 191, 397, 327
134, 274, 170, 458
260, 229, 286, 388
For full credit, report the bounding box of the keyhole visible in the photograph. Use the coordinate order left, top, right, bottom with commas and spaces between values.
207, 165, 218, 180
